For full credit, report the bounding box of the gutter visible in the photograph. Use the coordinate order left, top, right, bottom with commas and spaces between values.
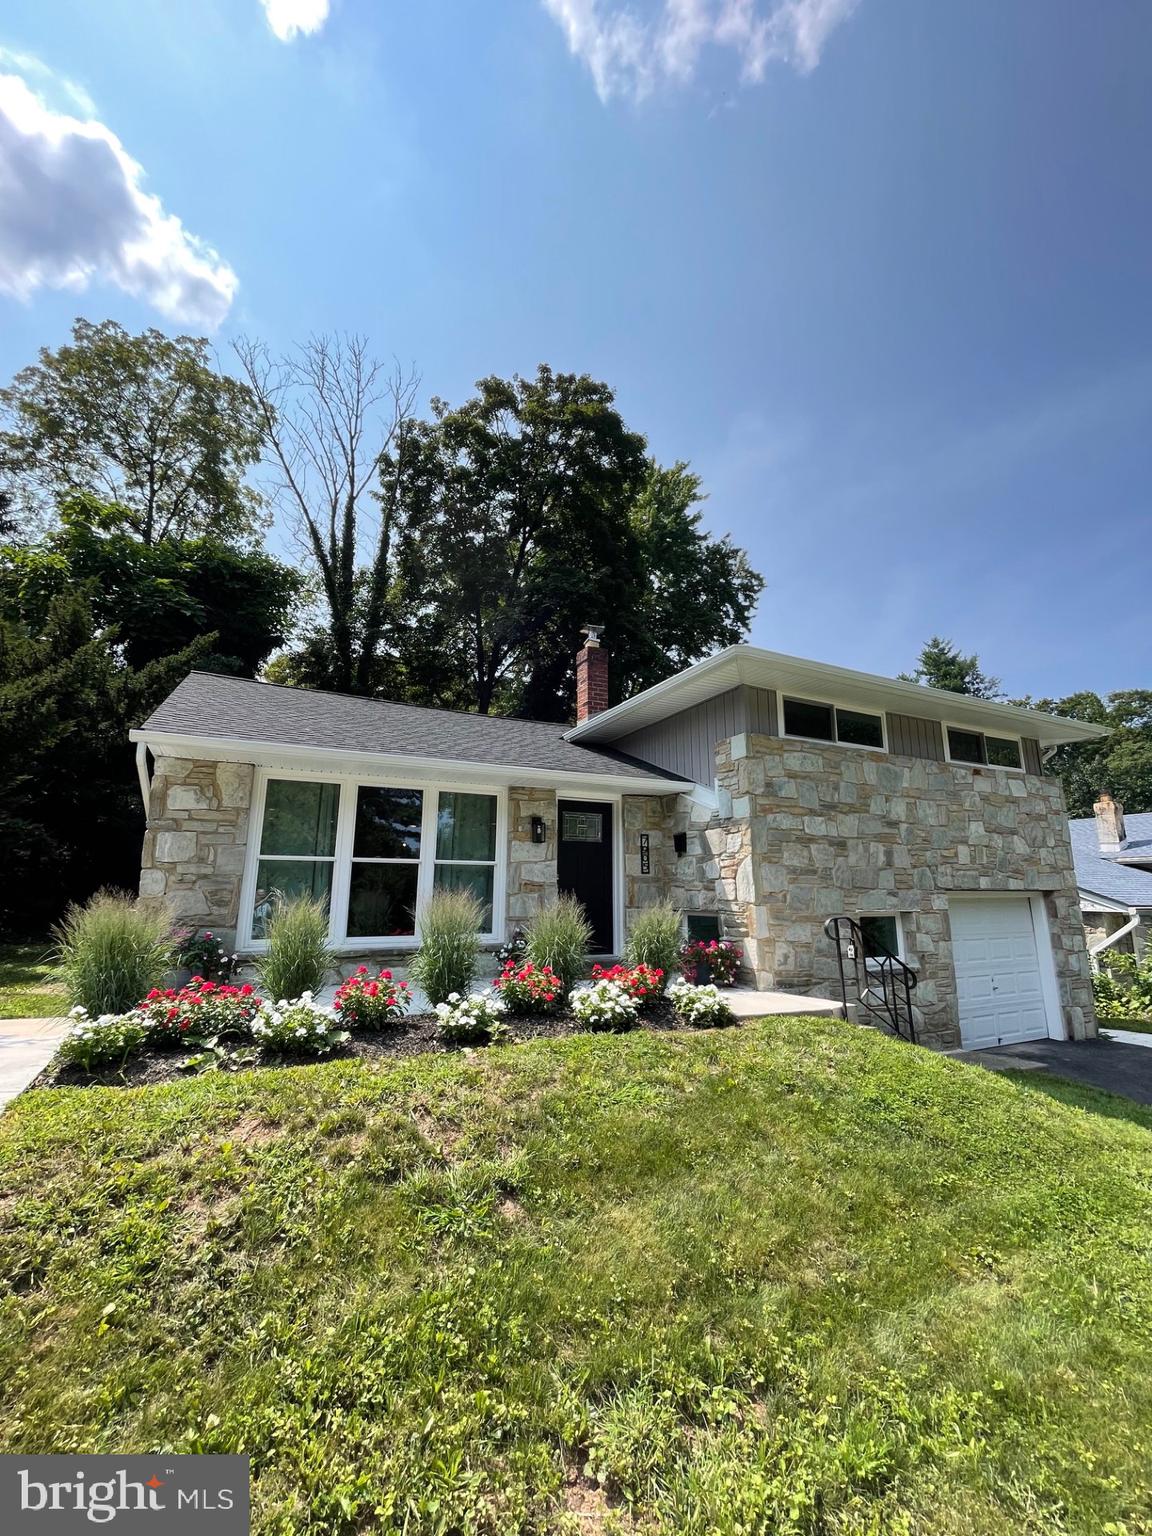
135, 741, 151, 816
1088, 908, 1143, 968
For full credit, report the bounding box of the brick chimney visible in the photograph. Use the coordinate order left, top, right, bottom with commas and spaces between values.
1093, 791, 1127, 854
575, 624, 609, 724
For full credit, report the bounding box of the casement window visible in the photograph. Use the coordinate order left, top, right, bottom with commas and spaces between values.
945, 727, 1023, 771
251, 779, 340, 941
782, 696, 885, 751
246, 775, 503, 947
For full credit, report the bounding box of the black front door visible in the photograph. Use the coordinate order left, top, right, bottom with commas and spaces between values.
557, 799, 615, 954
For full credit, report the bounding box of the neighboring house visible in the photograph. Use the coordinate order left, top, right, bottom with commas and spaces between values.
1070, 794, 1152, 963
131, 635, 1107, 1051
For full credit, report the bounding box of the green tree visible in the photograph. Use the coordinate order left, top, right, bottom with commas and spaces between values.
380, 369, 762, 719
1018, 690, 1152, 816
0, 318, 266, 545
0, 589, 209, 938
4, 497, 301, 674
900, 636, 1002, 698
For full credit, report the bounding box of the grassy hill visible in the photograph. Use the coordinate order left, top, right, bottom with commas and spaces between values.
1, 1017, 1150, 1534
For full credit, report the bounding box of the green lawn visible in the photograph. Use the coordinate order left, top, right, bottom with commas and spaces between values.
2, 1017, 1151, 1534
0, 942, 64, 1019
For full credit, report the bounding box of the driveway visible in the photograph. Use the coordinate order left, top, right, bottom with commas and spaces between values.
957, 1033, 1152, 1106
0, 1018, 68, 1109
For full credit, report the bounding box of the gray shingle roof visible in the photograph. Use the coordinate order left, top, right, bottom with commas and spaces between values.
1069, 812, 1152, 907
137, 671, 686, 785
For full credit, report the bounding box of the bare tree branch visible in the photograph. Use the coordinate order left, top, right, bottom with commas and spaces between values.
234, 334, 420, 694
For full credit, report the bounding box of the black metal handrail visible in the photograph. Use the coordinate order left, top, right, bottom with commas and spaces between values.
823, 915, 918, 1044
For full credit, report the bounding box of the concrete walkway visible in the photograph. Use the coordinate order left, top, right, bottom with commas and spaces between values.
725, 989, 843, 1018
954, 1035, 1152, 1105
0, 1017, 68, 1109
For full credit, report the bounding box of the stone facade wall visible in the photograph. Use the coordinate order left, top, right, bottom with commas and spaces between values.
139, 757, 254, 944
715, 733, 1095, 1047
506, 787, 559, 927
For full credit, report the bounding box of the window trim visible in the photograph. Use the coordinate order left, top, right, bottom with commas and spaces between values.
238, 768, 508, 952
778, 692, 889, 753
942, 723, 1025, 774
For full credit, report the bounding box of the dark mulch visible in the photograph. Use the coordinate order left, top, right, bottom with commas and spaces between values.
31, 998, 708, 1091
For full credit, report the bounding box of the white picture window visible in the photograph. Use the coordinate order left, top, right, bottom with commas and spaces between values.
246, 776, 502, 946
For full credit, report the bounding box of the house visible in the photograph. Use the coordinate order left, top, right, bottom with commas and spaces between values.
1070, 794, 1152, 963
130, 635, 1107, 1051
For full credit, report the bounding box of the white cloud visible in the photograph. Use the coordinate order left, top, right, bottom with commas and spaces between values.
542, 0, 860, 101
0, 67, 237, 329
261, 0, 331, 42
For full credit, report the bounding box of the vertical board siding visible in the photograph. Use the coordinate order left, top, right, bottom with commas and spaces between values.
1022, 738, 1043, 776
744, 686, 777, 736
887, 713, 946, 762
615, 686, 751, 785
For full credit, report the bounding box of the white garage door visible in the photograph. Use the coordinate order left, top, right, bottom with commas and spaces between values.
950, 897, 1051, 1049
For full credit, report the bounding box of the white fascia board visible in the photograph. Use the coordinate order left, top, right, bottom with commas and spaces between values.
1077, 888, 1132, 913
565, 644, 1110, 749
128, 730, 690, 796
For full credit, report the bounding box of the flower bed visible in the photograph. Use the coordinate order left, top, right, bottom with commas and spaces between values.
492, 961, 562, 1015
37, 981, 747, 1091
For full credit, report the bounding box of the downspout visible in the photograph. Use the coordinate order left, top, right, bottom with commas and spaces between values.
135, 741, 152, 817
1088, 909, 1141, 969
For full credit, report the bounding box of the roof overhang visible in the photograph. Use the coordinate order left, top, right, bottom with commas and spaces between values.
130, 729, 689, 796
567, 645, 1112, 749
1077, 887, 1152, 915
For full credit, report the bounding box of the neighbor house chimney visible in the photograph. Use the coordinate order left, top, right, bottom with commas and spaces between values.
1094, 791, 1127, 854
575, 624, 609, 724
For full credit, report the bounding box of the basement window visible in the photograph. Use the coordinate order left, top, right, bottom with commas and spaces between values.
782, 697, 885, 751
945, 728, 1023, 771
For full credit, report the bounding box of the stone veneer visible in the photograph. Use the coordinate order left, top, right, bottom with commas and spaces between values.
506, 786, 559, 926
622, 733, 1094, 1048
138, 758, 254, 938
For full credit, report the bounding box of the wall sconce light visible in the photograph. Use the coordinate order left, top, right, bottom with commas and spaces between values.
673, 831, 688, 857
531, 815, 547, 844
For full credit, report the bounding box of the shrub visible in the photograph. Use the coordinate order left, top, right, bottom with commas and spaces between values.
1093, 951, 1152, 1022
681, 938, 743, 986
525, 896, 593, 994
570, 978, 639, 1032
493, 960, 563, 1015
257, 894, 334, 1004
138, 980, 262, 1044
434, 992, 509, 1045
332, 966, 412, 1029
409, 889, 484, 1006
172, 928, 238, 983
250, 994, 348, 1055
624, 905, 683, 978
53, 889, 174, 1016
667, 978, 736, 1028
590, 962, 665, 1008
59, 1008, 150, 1071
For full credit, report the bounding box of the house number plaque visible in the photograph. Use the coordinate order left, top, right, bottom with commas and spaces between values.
639, 833, 650, 874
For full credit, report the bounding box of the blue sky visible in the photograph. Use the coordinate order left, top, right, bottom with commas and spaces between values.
1, 0, 1149, 701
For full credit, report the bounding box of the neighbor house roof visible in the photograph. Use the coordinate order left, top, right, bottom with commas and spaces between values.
132, 671, 689, 790
1069, 812, 1152, 909
565, 645, 1111, 750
